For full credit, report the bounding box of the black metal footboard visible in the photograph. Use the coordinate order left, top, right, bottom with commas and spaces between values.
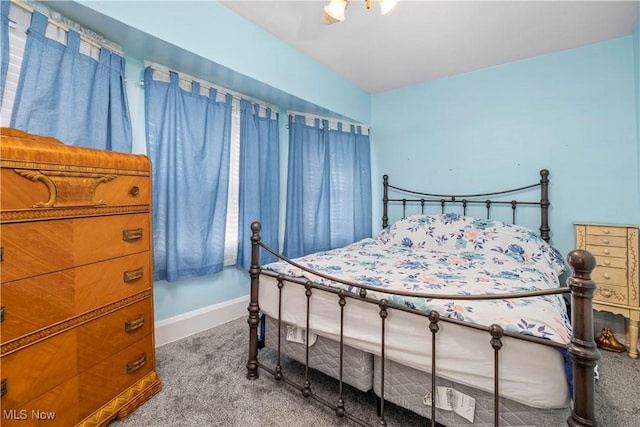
246, 221, 600, 427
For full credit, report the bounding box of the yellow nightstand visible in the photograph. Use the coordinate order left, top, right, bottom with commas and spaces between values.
575, 223, 639, 358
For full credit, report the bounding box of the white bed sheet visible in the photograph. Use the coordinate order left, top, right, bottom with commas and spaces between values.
258, 274, 570, 410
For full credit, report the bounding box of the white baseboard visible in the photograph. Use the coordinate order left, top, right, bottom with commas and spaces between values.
154, 295, 249, 347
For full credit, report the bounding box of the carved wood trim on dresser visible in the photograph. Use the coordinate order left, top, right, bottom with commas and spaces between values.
0, 128, 161, 426
575, 222, 640, 358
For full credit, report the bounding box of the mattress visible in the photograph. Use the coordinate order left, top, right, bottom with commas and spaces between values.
263, 315, 373, 392
374, 356, 570, 426
258, 273, 570, 410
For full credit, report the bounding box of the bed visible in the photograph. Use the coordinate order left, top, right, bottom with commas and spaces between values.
246, 170, 600, 426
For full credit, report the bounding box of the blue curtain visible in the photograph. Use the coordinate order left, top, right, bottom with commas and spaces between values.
1, 0, 9, 107
144, 67, 232, 282
283, 115, 372, 258
10, 11, 131, 152
237, 100, 280, 269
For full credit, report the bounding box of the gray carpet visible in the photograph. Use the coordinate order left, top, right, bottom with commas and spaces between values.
109, 316, 640, 427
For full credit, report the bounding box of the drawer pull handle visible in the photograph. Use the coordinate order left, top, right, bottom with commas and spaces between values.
604, 260, 611, 266
125, 314, 145, 332
601, 290, 612, 298
123, 228, 143, 242
602, 239, 610, 244
603, 274, 611, 280
124, 267, 144, 282
1, 378, 7, 397
130, 186, 140, 196
604, 249, 610, 255
0, 306, 4, 323
602, 229, 610, 234
127, 353, 147, 374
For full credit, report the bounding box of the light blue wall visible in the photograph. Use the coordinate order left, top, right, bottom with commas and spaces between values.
371, 36, 639, 260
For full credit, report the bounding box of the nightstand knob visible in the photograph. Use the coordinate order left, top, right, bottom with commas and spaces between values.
602, 290, 612, 298
602, 229, 610, 234
602, 239, 610, 244
604, 260, 611, 266
603, 274, 611, 280
604, 249, 611, 255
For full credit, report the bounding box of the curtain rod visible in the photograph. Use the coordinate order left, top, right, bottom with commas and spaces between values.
288, 110, 369, 132
145, 64, 279, 113
10, 0, 123, 55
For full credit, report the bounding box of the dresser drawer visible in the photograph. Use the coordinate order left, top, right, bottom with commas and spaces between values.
1, 214, 150, 283
585, 244, 628, 259
1, 253, 151, 344
75, 252, 152, 313
1, 377, 80, 427
74, 213, 150, 266
0, 298, 152, 408
77, 298, 153, 372
592, 266, 628, 287
1, 269, 76, 344
0, 220, 75, 283
1, 330, 78, 409
93, 174, 151, 206
0, 166, 150, 211
78, 335, 154, 420
585, 234, 628, 248
594, 283, 628, 305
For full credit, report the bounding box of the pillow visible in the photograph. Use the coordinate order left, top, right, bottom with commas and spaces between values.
377, 213, 566, 275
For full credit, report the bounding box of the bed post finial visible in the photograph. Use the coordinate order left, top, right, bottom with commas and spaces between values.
539, 169, 550, 243
382, 175, 389, 229
247, 221, 262, 380
566, 249, 599, 427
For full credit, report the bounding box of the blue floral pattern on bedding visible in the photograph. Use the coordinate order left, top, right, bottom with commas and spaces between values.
265, 214, 571, 344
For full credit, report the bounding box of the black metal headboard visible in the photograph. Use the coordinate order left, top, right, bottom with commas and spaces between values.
382, 169, 550, 242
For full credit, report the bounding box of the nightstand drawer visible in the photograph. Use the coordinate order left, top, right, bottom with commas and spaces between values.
584, 225, 628, 238
592, 266, 627, 287
593, 256, 627, 269
594, 284, 628, 305
585, 245, 627, 259
585, 234, 628, 248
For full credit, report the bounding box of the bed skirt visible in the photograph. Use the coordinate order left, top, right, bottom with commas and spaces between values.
264, 315, 373, 392
373, 355, 571, 426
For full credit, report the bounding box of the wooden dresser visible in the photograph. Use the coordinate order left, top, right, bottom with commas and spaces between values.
0, 128, 161, 425
575, 222, 639, 358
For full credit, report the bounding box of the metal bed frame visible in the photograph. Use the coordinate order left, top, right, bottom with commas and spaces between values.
246, 170, 599, 426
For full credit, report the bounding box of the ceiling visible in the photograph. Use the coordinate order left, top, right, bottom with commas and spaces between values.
220, 1, 640, 93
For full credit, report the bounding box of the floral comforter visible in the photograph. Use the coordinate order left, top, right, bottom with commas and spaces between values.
264, 213, 572, 345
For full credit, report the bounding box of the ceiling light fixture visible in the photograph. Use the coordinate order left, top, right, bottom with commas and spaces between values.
322, 0, 398, 24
